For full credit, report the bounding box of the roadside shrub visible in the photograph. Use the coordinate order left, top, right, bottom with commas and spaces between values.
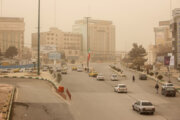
149, 72, 154, 76
157, 75, 163, 80
56, 73, 62, 83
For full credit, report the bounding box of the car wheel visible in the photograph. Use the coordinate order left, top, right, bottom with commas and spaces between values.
138, 109, 142, 114
132, 106, 135, 111
151, 112, 154, 115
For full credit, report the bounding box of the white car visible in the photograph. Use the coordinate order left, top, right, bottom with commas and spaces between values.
132, 100, 155, 114
111, 74, 118, 81
96, 74, 105, 80
177, 77, 180, 82
77, 67, 83, 72
20, 68, 26, 72
162, 83, 174, 89
114, 84, 127, 93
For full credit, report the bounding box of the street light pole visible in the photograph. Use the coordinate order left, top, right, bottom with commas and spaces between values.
85, 17, 90, 69
37, 0, 40, 75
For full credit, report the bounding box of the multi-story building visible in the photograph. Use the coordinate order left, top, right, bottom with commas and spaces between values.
153, 20, 172, 66
0, 17, 25, 57
73, 18, 115, 61
146, 45, 157, 65
154, 20, 171, 46
31, 28, 82, 62
171, 8, 180, 68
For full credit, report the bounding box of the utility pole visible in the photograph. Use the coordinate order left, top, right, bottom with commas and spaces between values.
37, 0, 40, 75
85, 17, 90, 69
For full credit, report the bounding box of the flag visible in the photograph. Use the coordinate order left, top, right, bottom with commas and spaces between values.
164, 56, 170, 65
88, 48, 90, 61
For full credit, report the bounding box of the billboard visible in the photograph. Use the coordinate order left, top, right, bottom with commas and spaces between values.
40, 45, 56, 53
48, 52, 61, 60
164, 56, 170, 65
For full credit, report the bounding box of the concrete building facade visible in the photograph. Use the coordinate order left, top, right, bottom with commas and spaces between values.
73, 18, 115, 61
154, 21, 172, 46
0, 17, 25, 57
146, 45, 157, 65
31, 28, 82, 62
171, 8, 180, 68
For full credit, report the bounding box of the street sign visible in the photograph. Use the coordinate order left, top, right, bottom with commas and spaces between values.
164, 56, 170, 65
48, 52, 61, 60
41, 45, 56, 53
170, 56, 174, 66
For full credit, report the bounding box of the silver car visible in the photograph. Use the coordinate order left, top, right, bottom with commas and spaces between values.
111, 74, 118, 81
132, 100, 155, 114
114, 84, 127, 93
97, 74, 105, 80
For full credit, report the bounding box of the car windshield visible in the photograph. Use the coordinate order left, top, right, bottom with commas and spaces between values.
141, 74, 146, 77
142, 102, 153, 106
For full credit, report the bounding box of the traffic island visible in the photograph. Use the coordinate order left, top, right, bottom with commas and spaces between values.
0, 84, 15, 120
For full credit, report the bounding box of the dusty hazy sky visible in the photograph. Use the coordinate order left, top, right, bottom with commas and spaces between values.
2, 0, 180, 51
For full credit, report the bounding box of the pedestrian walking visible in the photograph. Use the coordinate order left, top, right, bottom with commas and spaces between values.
132, 75, 135, 82
155, 83, 159, 94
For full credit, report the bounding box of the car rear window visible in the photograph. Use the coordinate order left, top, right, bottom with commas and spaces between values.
119, 85, 126, 88
112, 75, 117, 77
142, 102, 153, 106
167, 84, 173, 86
166, 87, 175, 90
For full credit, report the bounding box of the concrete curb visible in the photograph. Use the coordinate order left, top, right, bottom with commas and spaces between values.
7, 87, 15, 120
0, 74, 68, 100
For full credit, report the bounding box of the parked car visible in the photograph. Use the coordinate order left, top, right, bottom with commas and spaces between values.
61, 69, 67, 74
132, 100, 155, 114
161, 87, 176, 97
1, 69, 9, 73
96, 74, 105, 80
13, 68, 20, 73
20, 68, 26, 72
42, 67, 48, 72
114, 84, 127, 93
111, 74, 118, 81
89, 71, 98, 77
139, 74, 147, 80
162, 83, 174, 90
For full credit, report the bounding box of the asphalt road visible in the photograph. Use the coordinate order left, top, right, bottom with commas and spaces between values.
61, 63, 180, 120
0, 78, 74, 120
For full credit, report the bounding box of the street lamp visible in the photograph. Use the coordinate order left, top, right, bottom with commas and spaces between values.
85, 17, 90, 70
37, 0, 40, 75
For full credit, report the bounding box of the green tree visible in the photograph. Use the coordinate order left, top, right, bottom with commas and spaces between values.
128, 43, 147, 70
5, 46, 18, 58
